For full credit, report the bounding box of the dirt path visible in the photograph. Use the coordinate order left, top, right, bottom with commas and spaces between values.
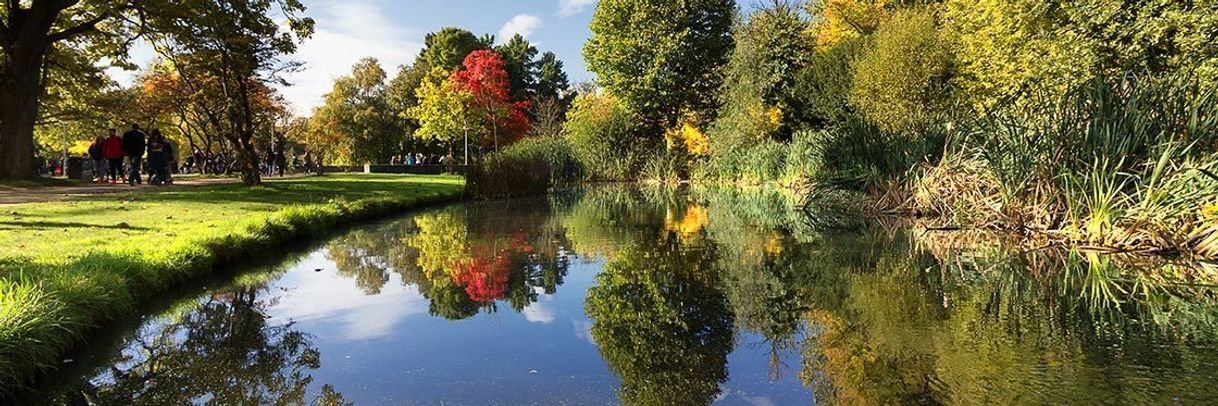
0, 176, 304, 205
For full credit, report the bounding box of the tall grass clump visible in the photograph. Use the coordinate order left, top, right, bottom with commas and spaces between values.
914, 72, 1218, 256
466, 137, 584, 198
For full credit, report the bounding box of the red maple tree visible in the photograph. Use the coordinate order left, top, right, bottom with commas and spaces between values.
451, 50, 530, 150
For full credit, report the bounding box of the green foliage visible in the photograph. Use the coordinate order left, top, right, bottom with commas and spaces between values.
417, 27, 493, 70
144, 0, 314, 185
710, 2, 813, 164
849, 8, 954, 132
535, 52, 572, 102
944, 0, 1218, 110
494, 34, 540, 102
386, 62, 431, 133
943, 0, 1095, 110
563, 93, 651, 180
584, 0, 736, 128
793, 37, 863, 128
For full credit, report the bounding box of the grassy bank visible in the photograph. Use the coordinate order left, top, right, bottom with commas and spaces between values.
0, 174, 464, 392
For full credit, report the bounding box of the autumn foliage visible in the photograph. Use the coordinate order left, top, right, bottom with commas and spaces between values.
451, 50, 531, 150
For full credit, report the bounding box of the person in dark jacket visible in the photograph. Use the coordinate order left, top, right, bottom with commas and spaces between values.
88, 135, 105, 182
146, 129, 168, 185
122, 123, 146, 185
102, 128, 124, 183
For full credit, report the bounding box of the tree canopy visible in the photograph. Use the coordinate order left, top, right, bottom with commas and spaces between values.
584, 0, 737, 130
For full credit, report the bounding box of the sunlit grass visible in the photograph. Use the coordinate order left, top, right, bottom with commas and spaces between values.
0, 174, 464, 392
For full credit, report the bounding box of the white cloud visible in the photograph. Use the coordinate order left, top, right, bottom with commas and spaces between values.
522, 303, 555, 324
558, 0, 597, 17
498, 14, 543, 43
271, 251, 428, 341
280, 0, 422, 115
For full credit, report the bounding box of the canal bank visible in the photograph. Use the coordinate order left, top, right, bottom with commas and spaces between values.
0, 174, 465, 394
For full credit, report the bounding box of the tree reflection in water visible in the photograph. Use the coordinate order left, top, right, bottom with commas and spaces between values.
51, 286, 347, 405
325, 199, 572, 320
584, 234, 734, 406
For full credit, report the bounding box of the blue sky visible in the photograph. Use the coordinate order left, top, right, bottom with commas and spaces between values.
117, 0, 601, 116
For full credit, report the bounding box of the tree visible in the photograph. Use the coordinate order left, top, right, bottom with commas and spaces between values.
943, 0, 1093, 110
584, 0, 736, 131
451, 50, 529, 151
386, 62, 430, 141
418, 27, 492, 71
710, 1, 813, 158
793, 37, 863, 128
849, 8, 954, 132
409, 67, 474, 154
943, 0, 1218, 109
529, 96, 565, 138
535, 52, 571, 103
563, 93, 645, 180
493, 34, 538, 102
0, 0, 146, 179
309, 57, 403, 164
808, 0, 892, 48
147, 0, 314, 185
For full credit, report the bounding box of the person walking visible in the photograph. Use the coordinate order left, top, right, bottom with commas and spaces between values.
146, 129, 168, 185
122, 123, 147, 186
102, 128, 124, 184
274, 147, 287, 177
88, 135, 105, 183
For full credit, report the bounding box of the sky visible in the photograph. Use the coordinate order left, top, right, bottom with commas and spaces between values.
113, 0, 601, 116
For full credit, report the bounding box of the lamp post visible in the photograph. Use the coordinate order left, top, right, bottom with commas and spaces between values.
462, 118, 469, 166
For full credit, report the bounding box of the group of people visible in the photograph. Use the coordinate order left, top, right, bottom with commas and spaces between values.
87, 124, 175, 186
389, 152, 448, 166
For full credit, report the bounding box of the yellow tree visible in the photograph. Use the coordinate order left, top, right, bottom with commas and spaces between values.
408, 67, 477, 163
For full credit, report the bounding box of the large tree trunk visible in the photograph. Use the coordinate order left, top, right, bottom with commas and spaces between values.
0, 48, 47, 180
236, 137, 261, 185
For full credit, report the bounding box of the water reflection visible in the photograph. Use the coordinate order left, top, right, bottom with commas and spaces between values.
26, 186, 1218, 404
53, 284, 347, 405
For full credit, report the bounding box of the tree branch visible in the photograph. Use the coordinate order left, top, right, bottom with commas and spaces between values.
45, 12, 106, 43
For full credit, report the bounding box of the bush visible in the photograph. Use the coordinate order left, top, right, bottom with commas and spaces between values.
793, 37, 862, 129
564, 93, 651, 180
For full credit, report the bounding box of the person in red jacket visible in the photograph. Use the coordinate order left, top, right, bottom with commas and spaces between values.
102, 128, 124, 184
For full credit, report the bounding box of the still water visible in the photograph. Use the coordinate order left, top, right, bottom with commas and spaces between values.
27, 186, 1218, 405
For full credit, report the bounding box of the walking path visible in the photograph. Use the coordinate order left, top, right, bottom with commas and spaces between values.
0, 175, 305, 205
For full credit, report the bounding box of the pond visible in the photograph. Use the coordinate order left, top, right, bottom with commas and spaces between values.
23, 186, 1218, 405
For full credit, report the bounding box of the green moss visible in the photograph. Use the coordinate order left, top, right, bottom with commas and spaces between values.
0, 174, 464, 391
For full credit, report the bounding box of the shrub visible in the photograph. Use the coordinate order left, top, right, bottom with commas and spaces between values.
564, 93, 650, 180
793, 37, 862, 129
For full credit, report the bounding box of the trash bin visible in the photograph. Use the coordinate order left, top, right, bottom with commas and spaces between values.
66, 157, 86, 180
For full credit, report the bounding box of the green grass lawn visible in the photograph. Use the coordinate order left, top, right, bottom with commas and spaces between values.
0, 174, 464, 391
